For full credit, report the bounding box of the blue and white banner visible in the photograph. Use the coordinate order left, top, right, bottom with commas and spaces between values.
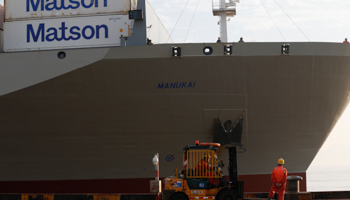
5, 0, 136, 21
4, 15, 131, 52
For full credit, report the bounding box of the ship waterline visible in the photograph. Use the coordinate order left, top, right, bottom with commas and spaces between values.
1, 42, 350, 193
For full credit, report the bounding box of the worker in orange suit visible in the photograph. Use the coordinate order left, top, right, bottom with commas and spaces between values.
268, 158, 288, 200
196, 153, 215, 185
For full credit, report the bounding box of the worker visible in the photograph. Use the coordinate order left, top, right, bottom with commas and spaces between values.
196, 153, 215, 186
268, 158, 288, 200
343, 38, 349, 43
239, 37, 244, 42
217, 37, 221, 43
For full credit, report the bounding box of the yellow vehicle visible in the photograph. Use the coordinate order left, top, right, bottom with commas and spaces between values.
163, 141, 244, 200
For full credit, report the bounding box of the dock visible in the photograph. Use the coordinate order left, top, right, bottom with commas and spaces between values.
244, 191, 350, 200
1, 191, 350, 200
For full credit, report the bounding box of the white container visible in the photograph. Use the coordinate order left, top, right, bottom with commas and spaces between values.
5, 0, 138, 21
4, 15, 132, 52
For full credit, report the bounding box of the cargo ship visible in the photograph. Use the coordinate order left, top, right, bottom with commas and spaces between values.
1, 0, 350, 194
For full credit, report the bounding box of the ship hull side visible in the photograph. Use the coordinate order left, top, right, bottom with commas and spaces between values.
1, 43, 350, 193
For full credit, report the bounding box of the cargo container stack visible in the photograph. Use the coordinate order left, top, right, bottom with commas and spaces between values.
3, 0, 137, 52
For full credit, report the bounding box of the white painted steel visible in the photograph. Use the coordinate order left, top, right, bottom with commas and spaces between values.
4, 0, 137, 21
212, 0, 239, 43
219, 0, 227, 43
0, 4, 3, 52
0, 4, 3, 29
3, 15, 132, 52
145, 1, 173, 44
0, 47, 108, 96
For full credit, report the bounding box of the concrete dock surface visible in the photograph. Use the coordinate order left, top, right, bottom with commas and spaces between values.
1, 191, 350, 200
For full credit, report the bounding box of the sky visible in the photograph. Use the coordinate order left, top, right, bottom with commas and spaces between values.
145, 0, 350, 191
1, 0, 350, 190
146, 0, 350, 43
143, 0, 350, 165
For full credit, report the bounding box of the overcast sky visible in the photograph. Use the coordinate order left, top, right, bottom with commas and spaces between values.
147, 0, 350, 175
1, 0, 350, 188
147, 0, 350, 43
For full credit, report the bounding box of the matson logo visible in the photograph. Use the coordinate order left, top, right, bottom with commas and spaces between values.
27, 22, 109, 42
26, 0, 108, 12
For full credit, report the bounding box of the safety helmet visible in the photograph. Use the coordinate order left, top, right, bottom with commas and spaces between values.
277, 158, 284, 164
203, 153, 211, 159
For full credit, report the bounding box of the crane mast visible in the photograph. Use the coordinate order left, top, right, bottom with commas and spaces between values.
212, 0, 239, 43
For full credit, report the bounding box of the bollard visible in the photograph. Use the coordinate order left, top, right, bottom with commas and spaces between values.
151, 154, 161, 200
153, 154, 159, 181
285, 176, 312, 200
287, 176, 303, 192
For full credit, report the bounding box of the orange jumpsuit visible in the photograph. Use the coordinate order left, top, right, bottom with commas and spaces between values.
196, 160, 214, 185
269, 166, 287, 200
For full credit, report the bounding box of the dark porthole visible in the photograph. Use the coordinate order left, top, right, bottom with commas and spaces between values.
58, 51, 66, 59
203, 46, 213, 55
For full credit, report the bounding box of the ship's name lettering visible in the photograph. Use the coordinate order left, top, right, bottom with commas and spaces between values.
27, 0, 108, 12
158, 82, 196, 89
27, 22, 109, 42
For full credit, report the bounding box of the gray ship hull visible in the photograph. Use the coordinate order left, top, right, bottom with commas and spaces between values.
1, 42, 350, 193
